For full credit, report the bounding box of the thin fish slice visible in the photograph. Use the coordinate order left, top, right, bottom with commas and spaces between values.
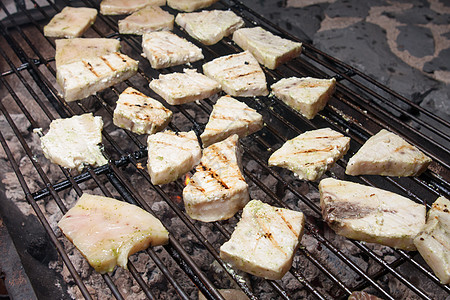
183, 134, 249, 222
118, 6, 174, 35
220, 200, 305, 280
58, 193, 169, 274
100, 0, 165, 15
167, 0, 219, 12
319, 178, 426, 251
44, 7, 97, 38
200, 96, 263, 147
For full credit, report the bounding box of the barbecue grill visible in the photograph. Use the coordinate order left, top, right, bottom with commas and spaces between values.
1, 0, 449, 299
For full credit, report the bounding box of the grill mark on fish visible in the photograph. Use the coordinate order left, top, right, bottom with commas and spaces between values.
82, 60, 100, 77
291, 145, 335, 155
199, 162, 229, 189
276, 209, 299, 237
154, 139, 196, 151
209, 143, 245, 182
254, 213, 287, 256
114, 52, 129, 63
100, 56, 116, 71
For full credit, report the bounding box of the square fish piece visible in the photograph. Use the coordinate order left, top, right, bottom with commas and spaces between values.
44, 7, 97, 38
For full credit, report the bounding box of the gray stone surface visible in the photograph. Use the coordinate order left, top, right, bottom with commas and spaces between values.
396, 25, 434, 57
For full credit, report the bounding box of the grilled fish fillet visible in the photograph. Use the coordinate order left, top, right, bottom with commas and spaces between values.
319, 178, 426, 251
142, 31, 204, 69
147, 130, 201, 185
203, 51, 268, 97
183, 134, 249, 222
414, 196, 450, 284
345, 129, 432, 176
55, 38, 121, 68
56, 52, 138, 102
269, 128, 350, 181
271, 77, 336, 119
220, 200, 305, 280
39, 113, 107, 172
175, 10, 244, 45
232, 27, 302, 70
100, 0, 165, 15
118, 6, 174, 35
167, 0, 219, 12
58, 193, 169, 274
200, 96, 263, 147
149, 69, 221, 105
44, 7, 97, 38
113, 87, 172, 135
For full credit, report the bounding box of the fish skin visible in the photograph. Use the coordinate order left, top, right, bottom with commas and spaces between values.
271, 77, 336, 119
44, 7, 97, 38
200, 95, 263, 147
414, 196, 450, 284
345, 129, 432, 177
118, 6, 174, 35
232, 27, 302, 70
183, 134, 249, 222
319, 178, 426, 251
58, 193, 169, 274
269, 128, 350, 181
220, 200, 305, 280
100, 0, 166, 15
167, 0, 219, 12
147, 130, 201, 185
203, 51, 268, 97
113, 87, 172, 135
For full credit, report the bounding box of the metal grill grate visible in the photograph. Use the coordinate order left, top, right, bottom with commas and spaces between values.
1, 0, 449, 299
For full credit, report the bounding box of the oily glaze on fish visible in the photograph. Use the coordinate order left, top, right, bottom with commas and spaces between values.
269, 128, 350, 181
44, 7, 97, 38
58, 193, 169, 274
319, 178, 426, 251
220, 200, 305, 280
183, 134, 249, 222
167, 0, 219, 12
113, 87, 172, 135
345, 129, 432, 176
100, 0, 165, 15
147, 130, 201, 185
118, 6, 174, 35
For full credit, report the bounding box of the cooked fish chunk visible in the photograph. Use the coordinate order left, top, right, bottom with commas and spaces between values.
203, 51, 268, 97
183, 134, 249, 222
345, 129, 432, 176
118, 6, 174, 35
167, 0, 219, 12
200, 96, 263, 147
199, 289, 249, 300
39, 113, 107, 172
44, 7, 97, 38
220, 200, 305, 280
56, 52, 138, 102
414, 196, 450, 284
142, 31, 204, 69
149, 69, 221, 105
319, 178, 426, 251
58, 193, 169, 274
100, 0, 165, 15
271, 77, 336, 119
147, 130, 201, 185
175, 10, 244, 45
269, 128, 350, 181
55, 38, 121, 68
232, 27, 302, 69
113, 87, 172, 135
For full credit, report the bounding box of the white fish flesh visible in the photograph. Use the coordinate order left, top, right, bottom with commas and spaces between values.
167, 0, 219, 12
268, 128, 350, 181
183, 134, 249, 222
118, 6, 174, 35
100, 0, 165, 15
58, 193, 169, 274
44, 7, 97, 38
319, 178, 426, 251
220, 200, 305, 280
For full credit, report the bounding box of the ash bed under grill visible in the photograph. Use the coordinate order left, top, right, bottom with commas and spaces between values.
1, 0, 449, 299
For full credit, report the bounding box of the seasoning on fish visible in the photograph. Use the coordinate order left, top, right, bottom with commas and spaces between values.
200, 96, 263, 147
232, 26, 302, 69
56, 52, 138, 102
269, 128, 350, 181
414, 196, 450, 284
58, 193, 169, 274
175, 10, 244, 45
142, 31, 204, 69
271, 77, 336, 119
183, 134, 249, 222
118, 6, 174, 35
149, 69, 221, 105
44, 7, 97, 38
100, 0, 165, 15
345, 129, 432, 176
147, 130, 201, 185
220, 200, 305, 280
113, 87, 172, 135
319, 178, 426, 251
167, 0, 219, 12
39, 113, 107, 172
203, 51, 268, 97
